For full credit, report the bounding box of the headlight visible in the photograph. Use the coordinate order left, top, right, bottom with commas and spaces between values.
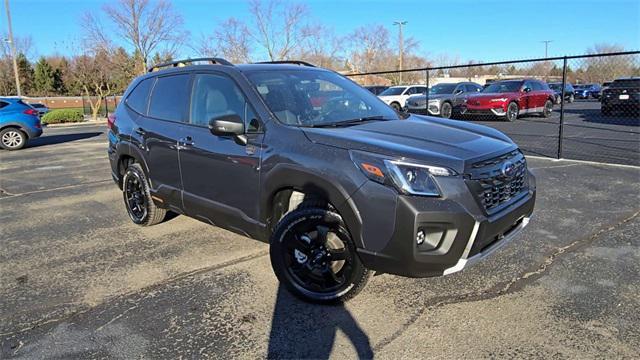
490, 98, 508, 102
350, 151, 457, 196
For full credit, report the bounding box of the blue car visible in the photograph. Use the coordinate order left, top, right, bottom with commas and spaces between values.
0, 97, 43, 150
573, 84, 602, 99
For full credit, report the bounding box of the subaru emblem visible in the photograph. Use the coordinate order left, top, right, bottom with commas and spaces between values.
501, 161, 515, 178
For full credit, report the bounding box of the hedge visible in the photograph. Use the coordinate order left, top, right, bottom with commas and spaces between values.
41, 109, 84, 124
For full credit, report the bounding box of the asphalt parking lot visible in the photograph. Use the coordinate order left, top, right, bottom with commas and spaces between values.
1, 124, 639, 359
472, 100, 640, 166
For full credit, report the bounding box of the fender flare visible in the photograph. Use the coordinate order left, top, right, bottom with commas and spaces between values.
260, 164, 365, 248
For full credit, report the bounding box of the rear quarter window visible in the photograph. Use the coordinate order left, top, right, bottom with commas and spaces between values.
126, 78, 155, 115
148, 74, 191, 122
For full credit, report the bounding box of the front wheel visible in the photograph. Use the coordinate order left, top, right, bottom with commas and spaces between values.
440, 102, 453, 119
390, 102, 401, 111
506, 102, 519, 122
568, 94, 575, 103
122, 163, 167, 226
542, 100, 553, 118
0, 128, 27, 150
270, 207, 371, 304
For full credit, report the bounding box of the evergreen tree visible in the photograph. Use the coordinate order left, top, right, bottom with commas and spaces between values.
16, 53, 34, 95
33, 57, 55, 95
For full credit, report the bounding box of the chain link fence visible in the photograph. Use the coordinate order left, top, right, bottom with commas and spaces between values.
346, 51, 640, 166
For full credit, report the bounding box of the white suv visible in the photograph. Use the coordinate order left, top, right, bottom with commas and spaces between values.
377, 85, 427, 111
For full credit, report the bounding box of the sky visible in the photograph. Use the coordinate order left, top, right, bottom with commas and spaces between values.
2, 0, 639, 64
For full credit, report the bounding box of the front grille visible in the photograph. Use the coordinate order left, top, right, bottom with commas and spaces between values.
466, 150, 528, 215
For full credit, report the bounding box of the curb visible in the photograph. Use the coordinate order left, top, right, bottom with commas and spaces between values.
44, 121, 107, 128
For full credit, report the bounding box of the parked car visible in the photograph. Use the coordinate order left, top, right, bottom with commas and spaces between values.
378, 85, 427, 111
29, 103, 49, 116
461, 79, 555, 121
405, 82, 483, 118
599, 81, 612, 98
364, 85, 389, 95
548, 82, 575, 104
108, 58, 536, 303
573, 84, 601, 99
601, 77, 640, 115
0, 97, 43, 150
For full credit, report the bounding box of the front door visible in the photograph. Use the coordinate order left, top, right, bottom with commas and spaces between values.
179, 72, 264, 236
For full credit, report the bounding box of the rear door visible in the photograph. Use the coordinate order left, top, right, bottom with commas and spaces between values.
531, 81, 547, 108
137, 73, 191, 210
178, 72, 264, 234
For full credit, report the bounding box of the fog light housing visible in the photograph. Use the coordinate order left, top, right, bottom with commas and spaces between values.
416, 230, 425, 245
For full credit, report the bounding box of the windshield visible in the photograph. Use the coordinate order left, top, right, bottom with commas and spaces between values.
379, 87, 407, 96
246, 70, 400, 127
574, 84, 589, 89
429, 83, 457, 95
482, 81, 522, 93
548, 83, 561, 90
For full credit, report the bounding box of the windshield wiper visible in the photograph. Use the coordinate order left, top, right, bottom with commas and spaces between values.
310, 116, 390, 128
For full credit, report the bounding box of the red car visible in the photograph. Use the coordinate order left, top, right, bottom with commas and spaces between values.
461, 79, 555, 121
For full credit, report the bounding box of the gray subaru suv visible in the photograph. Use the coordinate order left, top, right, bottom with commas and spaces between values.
108, 58, 536, 303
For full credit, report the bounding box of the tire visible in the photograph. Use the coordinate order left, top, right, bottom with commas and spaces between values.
568, 94, 574, 103
390, 102, 401, 111
270, 207, 371, 304
122, 163, 167, 226
506, 102, 519, 122
440, 102, 453, 119
542, 100, 553, 118
0, 128, 27, 150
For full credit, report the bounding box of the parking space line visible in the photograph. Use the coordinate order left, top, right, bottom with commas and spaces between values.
0, 179, 113, 199
526, 155, 640, 170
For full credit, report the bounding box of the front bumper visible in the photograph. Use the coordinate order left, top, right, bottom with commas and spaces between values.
460, 105, 508, 117
355, 173, 536, 277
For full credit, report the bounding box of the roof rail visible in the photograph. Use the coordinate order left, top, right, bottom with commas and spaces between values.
147, 57, 233, 73
255, 60, 315, 67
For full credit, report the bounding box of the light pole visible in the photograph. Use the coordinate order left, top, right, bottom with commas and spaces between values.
541, 40, 553, 58
4, 0, 21, 96
393, 20, 407, 85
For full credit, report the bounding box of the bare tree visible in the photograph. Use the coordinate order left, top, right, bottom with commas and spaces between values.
70, 49, 118, 119
198, 18, 252, 63
579, 43, 638, 83
248, 0, 313, 61
344, 24, 392, 74
83, 0, 186, 74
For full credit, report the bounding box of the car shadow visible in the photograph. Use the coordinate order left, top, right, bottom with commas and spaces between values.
26, 132, 103, 148
267, 285, 373, 359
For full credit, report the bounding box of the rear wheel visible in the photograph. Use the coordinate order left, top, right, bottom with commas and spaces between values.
568, 94, 575, 103
270, 207, 370, 304
0, 128, 27, 150
542, 100, 553, 118
122, 163, 167, 226
390, 102, 401, 111
440, 102, 453, 119
506, 102, 519, 122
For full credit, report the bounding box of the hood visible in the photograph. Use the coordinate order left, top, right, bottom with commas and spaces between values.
302, 115, 516, 173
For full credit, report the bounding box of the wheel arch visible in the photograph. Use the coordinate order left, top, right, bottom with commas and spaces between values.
261, 164, 364, 247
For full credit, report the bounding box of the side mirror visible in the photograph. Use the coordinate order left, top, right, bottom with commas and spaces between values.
454, 89, 464, 95
208, 114, 247, 145
522, 87, 531, 93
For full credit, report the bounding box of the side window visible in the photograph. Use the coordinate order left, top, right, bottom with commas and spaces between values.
418, 86, 427, 94
126, 78, 155, 115
148, 74, 191, 122
531, 81, 544, 91
523, 81, 534, 92
466, 84, 481, 93
0, 101, 8, 110
405, 87, 417, 95
190, 73, 254, 128
453, 85, 464, 94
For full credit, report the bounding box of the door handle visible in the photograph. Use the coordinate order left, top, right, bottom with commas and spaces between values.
135, 127, 146, 135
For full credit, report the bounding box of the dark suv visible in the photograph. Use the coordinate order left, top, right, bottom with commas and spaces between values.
108, 58, 536, 303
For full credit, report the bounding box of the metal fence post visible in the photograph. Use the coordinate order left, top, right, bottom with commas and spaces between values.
557, 56, 567, 159
425, 69, 430, 113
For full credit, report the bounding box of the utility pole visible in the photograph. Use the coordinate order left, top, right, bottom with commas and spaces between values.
541, 40, 553, 58
4, 0, 21, 96
393, 20, 407, 85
